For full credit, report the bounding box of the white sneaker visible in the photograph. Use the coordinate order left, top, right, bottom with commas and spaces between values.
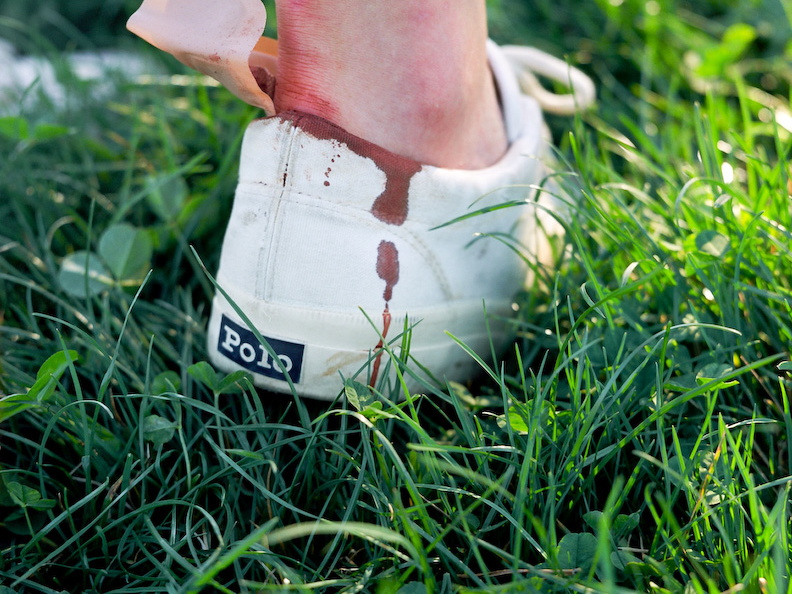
205, 41, 594, 400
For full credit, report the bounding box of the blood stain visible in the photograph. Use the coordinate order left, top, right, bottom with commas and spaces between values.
376, 240, 400, 303
250, 66, 276, 98
277, 111, 422, 226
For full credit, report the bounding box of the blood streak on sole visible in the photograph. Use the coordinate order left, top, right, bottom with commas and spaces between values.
278, 112, 422, 388
369, 306, 392, 389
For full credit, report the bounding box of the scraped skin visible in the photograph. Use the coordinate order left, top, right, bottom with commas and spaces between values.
275, 0, 508, 169
127, 0, 275, 114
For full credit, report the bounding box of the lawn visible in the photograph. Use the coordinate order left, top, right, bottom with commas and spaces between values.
1, 0, 791, 592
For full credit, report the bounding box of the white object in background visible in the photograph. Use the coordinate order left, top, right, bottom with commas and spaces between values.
0, 38, 157, 111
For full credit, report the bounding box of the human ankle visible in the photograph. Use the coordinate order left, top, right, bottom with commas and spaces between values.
273, 0, 507, 170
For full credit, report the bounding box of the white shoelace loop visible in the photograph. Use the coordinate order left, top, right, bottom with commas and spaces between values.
503, 46, 596, 115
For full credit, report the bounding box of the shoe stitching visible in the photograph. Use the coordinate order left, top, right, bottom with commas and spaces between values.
258, 119, 299, 302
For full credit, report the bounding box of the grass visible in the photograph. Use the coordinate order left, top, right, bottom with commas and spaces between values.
1, 0, 792, 591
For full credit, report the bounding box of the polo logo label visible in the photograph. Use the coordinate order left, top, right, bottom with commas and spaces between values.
217, 315, 304, 383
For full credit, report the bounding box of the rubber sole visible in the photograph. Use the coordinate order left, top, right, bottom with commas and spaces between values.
206, 276, 513, 400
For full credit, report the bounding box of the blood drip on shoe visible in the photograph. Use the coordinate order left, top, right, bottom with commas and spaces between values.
370, 240, 399, 388
376, 240, 400, 302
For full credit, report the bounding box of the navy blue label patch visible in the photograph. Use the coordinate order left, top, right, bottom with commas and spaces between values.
217, 315, 304, 383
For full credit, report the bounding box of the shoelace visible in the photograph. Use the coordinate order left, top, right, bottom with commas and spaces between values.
502, 45, 596, 115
